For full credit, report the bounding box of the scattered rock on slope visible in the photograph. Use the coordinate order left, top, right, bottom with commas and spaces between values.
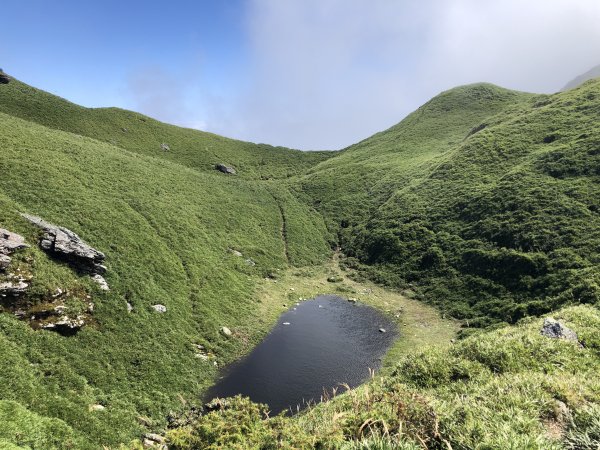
41, 315, 86, 335
0, 228, 29, 270
0, 280, 29, 297
151, 304, 167, 313
0, 70, 10, 84
21, 214, 109, 289
540, 318, 578, 341
160, 143, 170, 151
215, 163, 237, 175
220, 326, 232, 337
92, 274, 110, 291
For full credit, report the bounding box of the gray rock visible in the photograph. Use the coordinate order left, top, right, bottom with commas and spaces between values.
0, 228, 29, 254
21, 214, 106, 275
89, 404, 105, 412
160, 143, 170, 151
151, 304, 167, 313
92, 274, 110, 291
0, 228, 29, 271
42, 316, 86, 333
0, 255, 11, 271
215, 163, 237, 175
144, 433, 166, 444
245, 258, 256, 266
0, 72, 10, 84
127, 302, 133, 313
379, 328, 387, 333
541, 318, 578, 341
229, 248, 243, 257
0, 280, 28, 297
220, 326, 232, 336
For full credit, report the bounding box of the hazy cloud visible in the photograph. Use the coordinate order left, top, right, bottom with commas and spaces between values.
204, 0, 600, 150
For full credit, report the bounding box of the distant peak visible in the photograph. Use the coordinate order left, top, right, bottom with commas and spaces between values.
562, 64, 600, 91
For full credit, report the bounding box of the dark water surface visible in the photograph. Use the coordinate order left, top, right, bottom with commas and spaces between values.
205, 295, 397, 414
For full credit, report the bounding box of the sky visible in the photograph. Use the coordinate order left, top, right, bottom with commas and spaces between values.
2, 0, 600, 150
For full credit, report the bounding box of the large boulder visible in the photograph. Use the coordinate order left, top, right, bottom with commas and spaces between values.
21, 214, 106, 275
215, 163, 237, 175
540, 318, 578, 342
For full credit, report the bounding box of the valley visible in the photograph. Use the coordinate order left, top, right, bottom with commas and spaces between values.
0, 73, 598, 449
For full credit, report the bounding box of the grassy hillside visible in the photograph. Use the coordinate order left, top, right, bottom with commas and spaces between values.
0, 100, 331, 446
0, 78, 333, 179
296, 80, 600, 331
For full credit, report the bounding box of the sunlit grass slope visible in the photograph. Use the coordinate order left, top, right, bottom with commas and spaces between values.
0, 107, 331, 447
0, 78, 333, 179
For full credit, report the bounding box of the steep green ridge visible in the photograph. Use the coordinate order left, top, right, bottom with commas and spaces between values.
0, 78, 333, 179
296, 83, 532, 228
298, 80, 600, 329
0, 102, 331, 447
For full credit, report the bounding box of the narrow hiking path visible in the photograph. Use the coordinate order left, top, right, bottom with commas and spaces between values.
263, 185, 291, 265
275, 201, 291, 264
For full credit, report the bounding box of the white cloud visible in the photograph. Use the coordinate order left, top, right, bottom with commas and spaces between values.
205, 0, 600, 150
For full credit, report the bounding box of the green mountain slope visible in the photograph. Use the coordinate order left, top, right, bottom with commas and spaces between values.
297, 80, 600, 329
0, 79, 333, 179
0, 99, 331, 446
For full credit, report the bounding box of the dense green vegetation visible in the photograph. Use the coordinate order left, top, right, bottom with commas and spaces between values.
298, 81, 600, 332
0, 73, 599, 448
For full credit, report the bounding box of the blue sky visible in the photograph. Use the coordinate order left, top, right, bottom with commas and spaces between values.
2, 1, 600, 150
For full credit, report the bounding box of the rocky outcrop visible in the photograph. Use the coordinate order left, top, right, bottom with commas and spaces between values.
143, 433, 167, 449
0, 280, 28, 297
41, 315, 86, 336
0, 71, 10, 84
21, 214, 108, 289
0, 228, 29, 271
540, 318, 578, 342
215, 163, 237, 175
